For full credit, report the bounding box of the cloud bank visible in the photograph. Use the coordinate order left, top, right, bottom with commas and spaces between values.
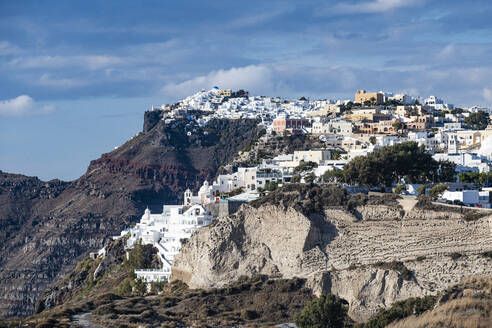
161, 65, 274, 98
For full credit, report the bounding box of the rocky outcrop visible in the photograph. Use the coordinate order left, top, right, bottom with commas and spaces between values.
171, 185, 492, 321
34, 238, 127, 314
0, 117, 261, 318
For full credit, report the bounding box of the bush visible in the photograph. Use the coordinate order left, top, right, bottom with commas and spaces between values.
264, 181, 279, 191
295, 294, 348, 328
394, 184, 407, 195
417, 184, 427, 196
428, 184, 447, 200
117, 278, 133, 296
363, 295, 437, 328
294, 161, 318, 174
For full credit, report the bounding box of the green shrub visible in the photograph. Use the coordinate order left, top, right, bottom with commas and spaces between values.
428, 184, 447, 200
363, 295, 437, 328
394, 184, 407, 195
117, 278, 133, 296
295, 294, 348, 328
416, 184, 427, 196
124, 241, 158, 271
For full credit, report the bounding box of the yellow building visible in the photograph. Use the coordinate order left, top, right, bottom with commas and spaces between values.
344, 108, 391, 122
354, 90, 384, 105
217, 89, 232, 97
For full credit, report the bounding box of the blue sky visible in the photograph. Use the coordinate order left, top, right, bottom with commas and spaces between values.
1, 0, 492, 181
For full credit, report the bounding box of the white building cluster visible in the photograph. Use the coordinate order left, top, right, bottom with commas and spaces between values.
109, 87, 492, 285
127, 188, 217, 282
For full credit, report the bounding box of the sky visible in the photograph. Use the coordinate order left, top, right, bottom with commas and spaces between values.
1, 0, 492, 181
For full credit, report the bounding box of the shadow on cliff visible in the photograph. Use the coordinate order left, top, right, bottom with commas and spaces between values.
303, 213, 339, 252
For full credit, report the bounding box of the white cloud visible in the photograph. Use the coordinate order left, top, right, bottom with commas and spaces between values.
161, 65, 274, 98
0, 95, 54, 116
334, 0, 423, 14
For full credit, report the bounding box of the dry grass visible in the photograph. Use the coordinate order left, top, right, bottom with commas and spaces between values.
387, 275, 492, 328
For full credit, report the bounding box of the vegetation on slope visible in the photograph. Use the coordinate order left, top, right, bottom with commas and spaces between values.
387, 275, 492, 328
251, 183, 350, 216
24, 274, 313, 328
323, 142, 456, 188
358, 295, 437, 328
295, 294, 351, 328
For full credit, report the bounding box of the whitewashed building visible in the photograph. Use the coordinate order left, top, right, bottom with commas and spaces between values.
127, 199, 217, 282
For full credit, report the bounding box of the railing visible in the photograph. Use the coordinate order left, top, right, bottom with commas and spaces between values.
135, 268, 170, 273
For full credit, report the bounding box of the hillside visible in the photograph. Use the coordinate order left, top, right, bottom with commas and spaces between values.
0, 113, 261, 318
3, 236, 314, 327
386, 275, 492, 328
172, 184, 492, 321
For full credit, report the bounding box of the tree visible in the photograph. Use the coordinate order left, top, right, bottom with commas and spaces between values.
291, 175, 302, 183
417, 184, 427, 196
294, 161, 318, 174
437, 160, 456, 182
428, 184, 447, 200
305, 173, 316, 184
369, 136, 377, 145
264, 181, 278, 191
323, 169, 345, 183
464, 111, 490, 130
392, 121, 403, 131
458, 171, 492, 186
295, 294, 348, 328
331, 150, 341, 160
364, 100, 372, 107
124, 241, 158, 271
342, 142, 440, 188
394, 184, 407, 195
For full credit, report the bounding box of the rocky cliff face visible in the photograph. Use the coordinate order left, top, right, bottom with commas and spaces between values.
0, 115, 260, 318
171, 185, 492, 321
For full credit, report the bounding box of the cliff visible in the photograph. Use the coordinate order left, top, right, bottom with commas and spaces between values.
171, 184, 492, 321
0, 116, 261, 318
